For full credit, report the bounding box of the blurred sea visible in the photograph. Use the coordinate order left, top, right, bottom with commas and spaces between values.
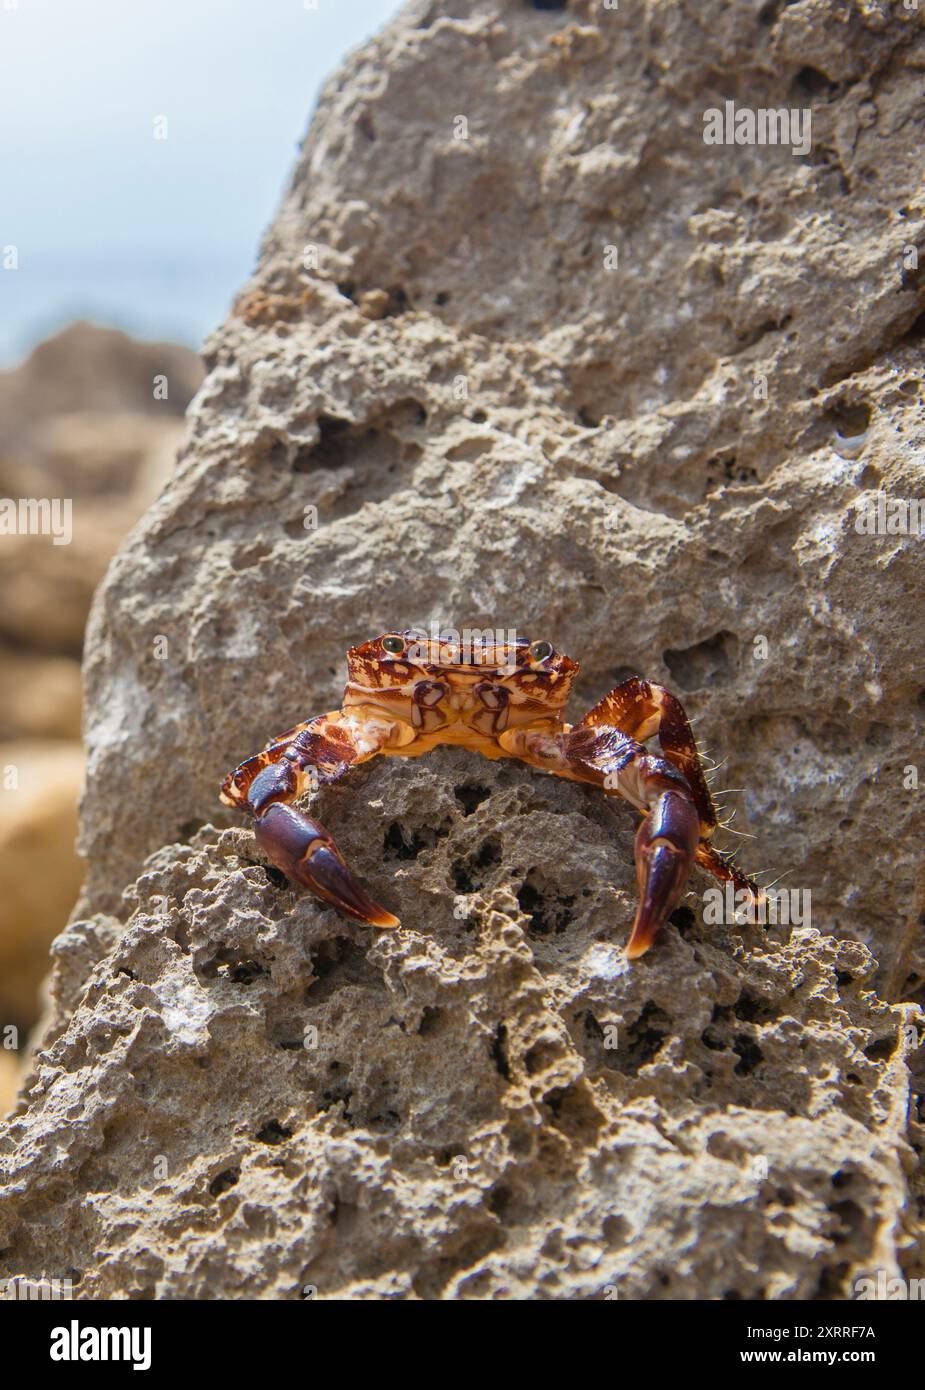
0, 0, 404, 368
0, 247, 251, 367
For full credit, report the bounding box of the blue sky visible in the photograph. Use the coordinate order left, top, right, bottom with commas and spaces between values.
0, 0, 403, 364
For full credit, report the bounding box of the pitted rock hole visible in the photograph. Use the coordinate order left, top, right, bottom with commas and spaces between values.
255, 1119, 292, 1145
454, 783, 491, 816
664, 631, 737, 689
209, 1168, 240, 1198
516, 873, 575, 935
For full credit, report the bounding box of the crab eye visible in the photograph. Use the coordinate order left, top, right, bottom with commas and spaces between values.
381, 635, 405, 655
529, 640, 553, 662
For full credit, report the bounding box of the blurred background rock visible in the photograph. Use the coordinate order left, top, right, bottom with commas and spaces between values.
0, 321, 203, 1111
0, 0, 403, 1118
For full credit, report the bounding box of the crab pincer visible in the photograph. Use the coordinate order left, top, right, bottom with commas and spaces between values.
236, 754, 399, 928
625, 788, 700, 959
254, 802, 400, 929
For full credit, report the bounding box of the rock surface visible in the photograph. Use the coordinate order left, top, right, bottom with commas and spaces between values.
1, 0, 924, 1298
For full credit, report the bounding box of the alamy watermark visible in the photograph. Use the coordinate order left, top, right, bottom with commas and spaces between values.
3, 1276, 73, 1299
0, 497, 72, 545
702, 883, 811, 928
403, 623, 521, 674
855, 493, 925, 536
853, 1271, 925, 1300
50, 1320, 151, 1370
703, 101, 812, 157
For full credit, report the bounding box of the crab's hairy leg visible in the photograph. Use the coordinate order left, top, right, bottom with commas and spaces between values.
580, 677, 719, 839
220, 711, 402, 929
507, 721, 699, 958
695, 839, 765, 903
580, 680, 765, 924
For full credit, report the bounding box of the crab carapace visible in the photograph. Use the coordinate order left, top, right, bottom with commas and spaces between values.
220, 629, 762, 958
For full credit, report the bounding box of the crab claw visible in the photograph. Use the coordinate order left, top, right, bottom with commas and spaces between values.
254, 802, 400, 929
625, 789, 700, 960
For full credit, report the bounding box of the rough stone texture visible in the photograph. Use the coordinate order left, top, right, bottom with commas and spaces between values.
0, 799, 919, 1299
1, 0, 924, 1298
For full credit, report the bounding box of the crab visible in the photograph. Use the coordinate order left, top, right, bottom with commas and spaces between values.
220, 629, 763, 959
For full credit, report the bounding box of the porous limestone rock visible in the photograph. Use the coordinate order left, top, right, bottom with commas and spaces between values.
1, 0, 924, 1298
0, 774, 919, 1299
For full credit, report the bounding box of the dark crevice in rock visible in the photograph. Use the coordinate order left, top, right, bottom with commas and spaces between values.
255, 1120, 292, 1145
209, 1168, 240, 1198
664, 631, 737, 689
491, 1023, 511, 1081
454, 783, 491, 816
516, 874, 575, 935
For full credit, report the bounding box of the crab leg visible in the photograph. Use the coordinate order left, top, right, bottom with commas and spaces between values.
577, 678, 766, 901
562, 725, 704, 957
579, 676, 719, 838
220, 712, 401, 928
511, 704, 759, 957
